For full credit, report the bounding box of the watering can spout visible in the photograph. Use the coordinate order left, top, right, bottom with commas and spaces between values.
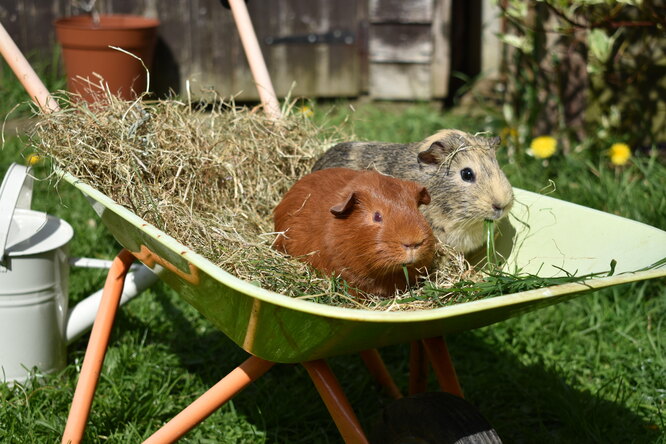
65, 263, 158, 344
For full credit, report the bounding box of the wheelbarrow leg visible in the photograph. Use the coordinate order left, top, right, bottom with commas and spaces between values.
422, 337, 464, 398
143, 356, 274, 444
359, 349, 402, 399
303, 359, 369, 444
408, 341, 429, 395
62, 249, 135, 444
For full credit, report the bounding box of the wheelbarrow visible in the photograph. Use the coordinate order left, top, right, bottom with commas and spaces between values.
1, 2, 665, 442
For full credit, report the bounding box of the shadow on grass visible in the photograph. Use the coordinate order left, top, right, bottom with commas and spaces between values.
103, 284, 662, 444
449, 331, 662, 443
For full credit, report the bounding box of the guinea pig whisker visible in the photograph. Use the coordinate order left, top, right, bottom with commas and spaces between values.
375, 259, 402, 277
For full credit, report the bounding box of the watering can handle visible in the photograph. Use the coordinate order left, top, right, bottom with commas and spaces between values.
0, 163, 33, 259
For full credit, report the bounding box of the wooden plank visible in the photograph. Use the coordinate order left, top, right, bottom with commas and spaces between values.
324, 0, 362, 97
272, 0, 324, 98
255, 0, 360, 99
356, 0, 369, 94
107, 0, 150, 14
142, 1, 191, 97
203, 0, 250, 99
11, 0, 52, 58
369, 62, 431, 100
480, 0, 502, 75
430, 0, 451, 98
323, 43, 361, 97
191, 0, 227, 95
369, 0, 433, 24
369, 24, 432, 63
1, 0, 22, 59
4, 0, 64, 64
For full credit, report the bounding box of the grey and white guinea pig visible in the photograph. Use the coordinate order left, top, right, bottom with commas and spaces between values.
273, 168, 436, 297
311, 129, 514, 254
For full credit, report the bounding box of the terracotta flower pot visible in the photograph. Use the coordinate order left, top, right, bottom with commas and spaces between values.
54, 14, 160, 103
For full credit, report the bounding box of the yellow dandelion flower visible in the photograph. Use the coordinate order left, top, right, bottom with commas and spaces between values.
529, 136, 557, 159
608, 142, 631, 166
299, 105, 314, 118
26, 153, 41, 166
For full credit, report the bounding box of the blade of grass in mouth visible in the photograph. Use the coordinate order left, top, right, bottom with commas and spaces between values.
485, 219, 497, 271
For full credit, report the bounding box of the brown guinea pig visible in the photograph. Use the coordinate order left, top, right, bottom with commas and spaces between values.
273, 168, 436, 297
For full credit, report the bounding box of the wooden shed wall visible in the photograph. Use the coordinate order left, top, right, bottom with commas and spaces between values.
368, 0, 451, 100
0, 0, 467, 101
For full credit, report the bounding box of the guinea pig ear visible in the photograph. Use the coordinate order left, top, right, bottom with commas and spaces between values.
330, 192, 358, 218
488, 136, 501, 149
417, 141, 448, 165
417, 187, 431, 206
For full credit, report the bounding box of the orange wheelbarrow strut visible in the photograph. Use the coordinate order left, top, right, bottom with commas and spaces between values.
60, 249, 465, 443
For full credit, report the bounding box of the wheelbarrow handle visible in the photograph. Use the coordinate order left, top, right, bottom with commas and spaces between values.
0, 21, 58, 113
226, 0, 281, 119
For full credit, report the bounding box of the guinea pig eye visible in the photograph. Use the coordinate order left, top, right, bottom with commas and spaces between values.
373, 211, 383, 223
460, 167, 476, 183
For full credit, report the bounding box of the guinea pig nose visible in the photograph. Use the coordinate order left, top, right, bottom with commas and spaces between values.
492, 203, 503, 212
403, 241, 423, 250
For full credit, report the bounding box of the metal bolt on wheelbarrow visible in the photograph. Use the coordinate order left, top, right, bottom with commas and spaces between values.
1, 1, 665, 443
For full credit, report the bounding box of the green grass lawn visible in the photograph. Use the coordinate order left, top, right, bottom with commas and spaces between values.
1, 70, 664, 442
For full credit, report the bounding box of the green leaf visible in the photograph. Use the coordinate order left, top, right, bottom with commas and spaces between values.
588, 28, 616, 63
499, 34, 533, 53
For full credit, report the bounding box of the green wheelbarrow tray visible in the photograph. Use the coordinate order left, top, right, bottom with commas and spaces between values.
63, 172, 666, 363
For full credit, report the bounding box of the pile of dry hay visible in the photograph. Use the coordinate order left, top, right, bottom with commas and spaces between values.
31, 92, 476, 310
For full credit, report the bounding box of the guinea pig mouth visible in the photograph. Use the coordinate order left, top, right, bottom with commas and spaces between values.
402, 256, 419, 266
400, 248, 420, 265
491, 197, 514, 220
378, 258, 422, 274
374, 244, 432, 273
488, 204, 510, 220
401, 252, 431, 268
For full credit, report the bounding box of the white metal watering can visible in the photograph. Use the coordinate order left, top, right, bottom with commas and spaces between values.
0, 163, 156, 384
